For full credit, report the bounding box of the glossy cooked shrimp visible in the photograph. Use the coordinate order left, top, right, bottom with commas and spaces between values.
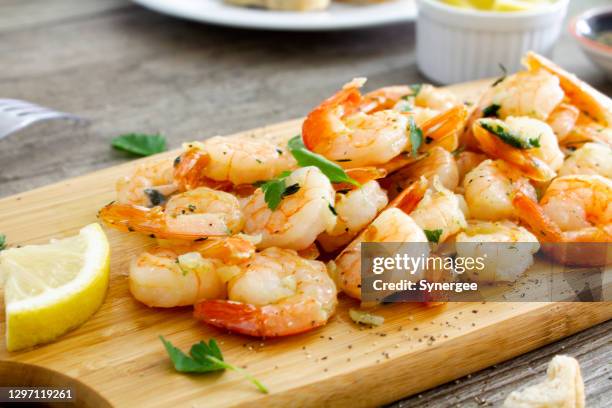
362, 84, 458, 114
334, 180, 430, 299
558, 143, 612, 179
463, 159, 536, 221
514, 175, 612, 265
194, 247, 337, 337
456, 220, 539, 283
174, 137, 297, 189
99, 187, 245, 239
382, 147, 459, 199
546, 103, 580, 142
455, 150, 487, 186
129, 236, 256, 308
409, 176, 468, 244
473, 116, 564, 181
302, 78, 410, 168
317, 180, 388, 253
241, 166, 337, 250
117, 160, 178, 207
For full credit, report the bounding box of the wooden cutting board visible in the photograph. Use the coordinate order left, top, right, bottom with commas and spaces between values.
1, 80, 611, 408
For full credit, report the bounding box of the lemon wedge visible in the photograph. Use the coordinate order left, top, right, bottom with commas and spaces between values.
1, 223, 110, 351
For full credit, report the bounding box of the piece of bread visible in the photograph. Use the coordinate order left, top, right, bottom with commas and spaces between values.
503, 355, 585, 408
225, 0, 330, 11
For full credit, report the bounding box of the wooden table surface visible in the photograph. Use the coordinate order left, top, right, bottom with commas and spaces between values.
0, 0, 610, 406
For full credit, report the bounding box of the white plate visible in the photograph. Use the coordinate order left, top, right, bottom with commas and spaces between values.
132, 0, 416, 31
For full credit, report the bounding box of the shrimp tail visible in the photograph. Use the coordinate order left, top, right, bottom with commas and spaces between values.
194, 300, 267, 337
420, 105, 468, 152
512, 191, 564, 243
334, 167, 387, 192
98, 202, 166, 237
302, 78, 365, 152
389, 178, 428, 215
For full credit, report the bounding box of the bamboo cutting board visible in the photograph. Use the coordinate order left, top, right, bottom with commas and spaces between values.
1, 80, 611, 408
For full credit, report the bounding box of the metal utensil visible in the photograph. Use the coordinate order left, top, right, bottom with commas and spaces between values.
0, 99, 85, 140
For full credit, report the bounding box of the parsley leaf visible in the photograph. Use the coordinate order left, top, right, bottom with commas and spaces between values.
0, 234, 6, 251
409, 83, 423, 97
257, 172, 301, 211
482, 103, 501, 118
112, 133, 167, 157
480, 120, 541, 149
287, 135, 360, 187
408, 117, 423, 158
160, 336, 268, 393
424, 229, 443, 244
492, 64, 507, 87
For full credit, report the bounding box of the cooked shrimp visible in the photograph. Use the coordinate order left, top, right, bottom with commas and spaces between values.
383, 147, 459, 199
129, 236, 256, 308
241, 166, 337, 250
477, 69, 564, 121
455, 150, 487, 186
193, 247, 337, 337
546, 103, 580, 142
335, 207, 429, 300
302, 78, 410, 168
473, 116, 563, 181
117, 160, 178, 207
456, 220, 539, 282
415, 84, 460, 112
514, 175, 612, 265
409, 177, 468, 243
318, 180, 388, 253
362, 84, 458, 114
99, 187, 244, 239
559, 143, 612, 178
174, 137, 296, 189
464, 159, 536, 221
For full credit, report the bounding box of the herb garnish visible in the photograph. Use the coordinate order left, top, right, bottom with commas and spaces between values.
160, 336, 268, 393
492, 64, 507, 87
144, 188, 167, 207
287, 135, 360, 187
408, 117, 423, 157
0, 234, 6, 251
482, 104, 501, 118
328, 204, 338, 216
256, 171, 301, 211
112, 133, 167, 157
409, 83, 423, 97
424, 229, 443, 244
480, 120, 540, 149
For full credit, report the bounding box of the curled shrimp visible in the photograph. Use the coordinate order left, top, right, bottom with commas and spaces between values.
455, 150, 487, 187
99, 187, 244, 240
382, 147, 459, 200
174, 137, 296, 189
129, 236, 256, 308
362, 84, 458, 114
194, 247, 337, 337
559, 143, 612, 179
302, 78, 410, 168
318, 180, 388, 253
334, 180, 430, 300
241, 166, 337, 250
463, 159, 536, 222
514, 175, 612, 266
116, 160, 178, 206
473, 116, 564, 182
456, 220, 539, 283
547, 103, 580, 142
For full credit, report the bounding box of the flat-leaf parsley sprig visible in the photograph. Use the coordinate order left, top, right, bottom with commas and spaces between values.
254, 171, 300, 211
112, 133, 167, 157
160, 336, 268, 394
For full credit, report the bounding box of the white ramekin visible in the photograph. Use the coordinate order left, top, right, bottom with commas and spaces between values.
416, 0, 570, 84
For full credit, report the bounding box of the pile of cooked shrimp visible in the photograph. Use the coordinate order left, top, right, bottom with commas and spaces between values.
99, 52, 612, 338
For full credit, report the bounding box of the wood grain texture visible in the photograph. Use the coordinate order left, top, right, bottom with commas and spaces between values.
1, 80, 611, 407
1, 0, 612, 405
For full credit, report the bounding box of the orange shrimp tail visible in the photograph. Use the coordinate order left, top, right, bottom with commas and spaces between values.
195, 300, 267, 337
196, 237, 256, 264
174, 148, 214, 191
334, 167, 387, 192
98, 202, 165, 236
302, 82, 363, 152
512, 191, 563, 243
388, 178, 428, 215
421, 105, 468, 153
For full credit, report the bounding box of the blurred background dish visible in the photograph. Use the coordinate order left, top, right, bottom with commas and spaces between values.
416, 0, 569, 84
571, 6, 612, 80
132, 0, 416, 30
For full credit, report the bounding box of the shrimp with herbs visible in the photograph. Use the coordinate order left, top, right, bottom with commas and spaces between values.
456, 220, 540, 283
362, 83, 459, 114
129, 236, 256, 308
116, 160, 178, 207
194, 247, 337, 337
514, 175, 612, 266
173, 137, 297, 190
317, 180, 388, 253
99, 186, 245, 240
463, 159, 536, 222
241, 166, 337, 251
334, 180, 430, 300
472, 116, 564, 181
558, 143, 612, 179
